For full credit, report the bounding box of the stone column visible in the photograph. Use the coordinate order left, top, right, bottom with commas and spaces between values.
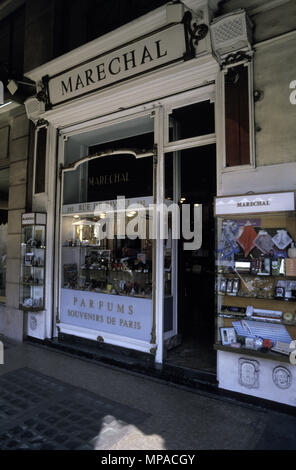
1, 112, 29, 341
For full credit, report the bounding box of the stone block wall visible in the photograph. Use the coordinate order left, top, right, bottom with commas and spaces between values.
0, 110, 30, 341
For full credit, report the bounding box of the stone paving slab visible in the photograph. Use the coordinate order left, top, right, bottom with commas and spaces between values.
0, 368, 150, 450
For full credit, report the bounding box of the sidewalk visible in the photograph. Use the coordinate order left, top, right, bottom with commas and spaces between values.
0, 336, 296, 450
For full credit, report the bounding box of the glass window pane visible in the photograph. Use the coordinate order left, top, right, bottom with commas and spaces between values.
61, 116, 155, 342
169, 100, 215, 142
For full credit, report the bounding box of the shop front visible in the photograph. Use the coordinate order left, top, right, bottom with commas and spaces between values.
22, 0, 296, 407
23, 1, 219, 369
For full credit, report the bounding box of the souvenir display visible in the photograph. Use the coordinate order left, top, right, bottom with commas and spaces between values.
61, 215, 153, 299
20, 214, 46, 311
215, 209, 296, 358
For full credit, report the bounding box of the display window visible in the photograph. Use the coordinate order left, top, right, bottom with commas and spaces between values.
20, 215, 46, 310
58, 114, 161, 345
215, 192, 296, 361
61, 210, 153, 299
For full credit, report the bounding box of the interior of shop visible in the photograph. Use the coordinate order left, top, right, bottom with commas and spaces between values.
165, 144, 217, 374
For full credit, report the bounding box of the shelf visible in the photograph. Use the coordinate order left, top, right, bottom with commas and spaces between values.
23, 247, 45, 250
61, 287, 151, 299
218, 313, 296, 327
22, 265, 45, 268
220, 295, 296, 311
80, 268, 150, 274
214, 343, 291, 364
22, 283, 44, 287
63, 245, 104, 248
19, 305, 44, 312
217, 272, 296, 280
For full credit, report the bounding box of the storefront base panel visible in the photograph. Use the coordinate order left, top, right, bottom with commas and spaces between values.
217, 350, 296, 407
26, 312, 47, 340
57, 322, 156, 355
0, 305, 24, 342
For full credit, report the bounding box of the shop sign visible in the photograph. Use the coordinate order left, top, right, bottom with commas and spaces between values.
22, 212, 47, 225
62, 196, 153, 215
87, 152, 153, 202
60, 289, 153, 342
47, 23, 188, 106
215, 192, 295, 216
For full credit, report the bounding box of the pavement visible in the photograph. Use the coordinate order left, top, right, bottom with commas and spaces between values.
0, 335, 296, 450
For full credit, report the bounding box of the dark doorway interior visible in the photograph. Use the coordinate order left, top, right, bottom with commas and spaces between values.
166, 144, 216, 373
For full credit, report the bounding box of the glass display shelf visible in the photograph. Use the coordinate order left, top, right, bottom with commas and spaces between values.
62, 244, 153, 299
217, 312, 296, 327
19, 214, 46, 311
215, 203, 296, 362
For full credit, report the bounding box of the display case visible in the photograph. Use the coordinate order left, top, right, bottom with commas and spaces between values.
20, 213, 46, 311
214, 192, 296, 361
61, 214, 153, 298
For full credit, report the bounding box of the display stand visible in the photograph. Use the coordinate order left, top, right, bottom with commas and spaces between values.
214, 192, 296, 406
20, 213, 46, 311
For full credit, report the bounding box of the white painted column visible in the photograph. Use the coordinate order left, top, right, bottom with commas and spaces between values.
155, 107, 165, 365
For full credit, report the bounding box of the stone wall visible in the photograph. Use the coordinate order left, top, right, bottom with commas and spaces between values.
0, 109, 30, 341
254, 35, 296, 166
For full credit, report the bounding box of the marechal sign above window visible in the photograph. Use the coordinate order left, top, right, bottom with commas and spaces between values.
46, 22, 189, 107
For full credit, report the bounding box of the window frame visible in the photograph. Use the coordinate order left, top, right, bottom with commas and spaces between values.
221, 60, 256, 173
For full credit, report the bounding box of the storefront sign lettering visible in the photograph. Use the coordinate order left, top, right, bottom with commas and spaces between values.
215, 192, 295, 215
61, 40, 167, 95
89, 172, 129, 187
47, 24, 187, 106
60, 289, 153, 341
237, 200, 270, 208
62, 196, 153, 215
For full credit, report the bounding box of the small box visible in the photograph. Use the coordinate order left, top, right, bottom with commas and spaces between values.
286, 259, 296, 277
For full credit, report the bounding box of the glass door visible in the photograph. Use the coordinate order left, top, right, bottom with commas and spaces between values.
57, 113, 162, 354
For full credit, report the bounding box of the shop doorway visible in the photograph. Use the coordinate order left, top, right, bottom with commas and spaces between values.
166, 144, 216, 373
